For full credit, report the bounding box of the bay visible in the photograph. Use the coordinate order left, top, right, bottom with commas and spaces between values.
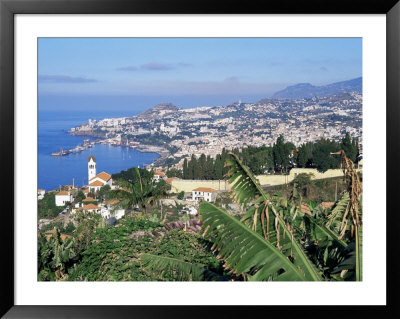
38, 110, 160, 191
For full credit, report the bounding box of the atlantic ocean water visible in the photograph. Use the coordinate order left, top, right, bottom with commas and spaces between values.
38, 110, 160, 191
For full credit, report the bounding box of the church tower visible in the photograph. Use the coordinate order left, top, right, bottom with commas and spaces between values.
88, 156, 96, 183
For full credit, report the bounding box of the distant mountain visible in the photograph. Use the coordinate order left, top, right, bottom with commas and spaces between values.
136, 103, 180, 119
271, 77, 362, 99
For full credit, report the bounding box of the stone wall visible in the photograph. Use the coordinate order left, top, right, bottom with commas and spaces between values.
170, 168, 361, 193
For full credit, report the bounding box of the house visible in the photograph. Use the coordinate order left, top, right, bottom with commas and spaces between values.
82, 188, 89, 197
37, 189, 45, 200
153, 170, 166, 182
101, 199, 125, 220
82, 203, 100, 213
191, 187, 217, 203
82, 196, 96, 203
55, 191, 73, 206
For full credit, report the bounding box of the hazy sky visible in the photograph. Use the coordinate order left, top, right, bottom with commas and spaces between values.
38, 38, 362, 111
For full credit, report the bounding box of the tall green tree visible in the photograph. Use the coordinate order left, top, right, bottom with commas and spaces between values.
297, 142, 313, 168
273, 135, 290, 173
183, 158, 189, 179
214, 155, 224, 180
313, 138, 341, 172
198, 154, 206, 179
340, 133, 358, 163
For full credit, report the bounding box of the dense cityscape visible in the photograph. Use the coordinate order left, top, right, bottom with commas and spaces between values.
69, 91, 362, 169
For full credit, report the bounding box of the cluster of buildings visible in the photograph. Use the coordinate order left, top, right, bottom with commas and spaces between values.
69, 93, 362, 171
38, 156, 220, 228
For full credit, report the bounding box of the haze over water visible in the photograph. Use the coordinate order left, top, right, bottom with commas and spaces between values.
38, 110, 160, 191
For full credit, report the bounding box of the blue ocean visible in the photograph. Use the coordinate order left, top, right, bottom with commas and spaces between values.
38, 110, 160, 191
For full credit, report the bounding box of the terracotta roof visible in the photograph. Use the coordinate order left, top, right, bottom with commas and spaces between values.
38, 189, 45, 192
83, 197, 96, 202
82, 189, 89, 193
89, 180, 105, 187
192, 187, 217, 193
88, 155, 96, 162
154, 170, 165, 177
56, 191, 69, 196
90, 171, 112, 182
82, 203, 100, 210
165, 177, 179, 184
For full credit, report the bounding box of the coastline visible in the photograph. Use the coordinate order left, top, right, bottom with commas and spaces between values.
69, 131, 169, 165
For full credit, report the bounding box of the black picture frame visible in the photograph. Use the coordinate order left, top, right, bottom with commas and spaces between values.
1, 0, 399, 318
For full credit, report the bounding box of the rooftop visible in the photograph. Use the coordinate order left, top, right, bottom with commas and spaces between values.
56, 191, 69, 196
192, 187, 217, 193
90, 171, 112, 182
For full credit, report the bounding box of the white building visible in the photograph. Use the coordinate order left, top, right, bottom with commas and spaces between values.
82, 203, 100, 213
88, 156, 97, 182
87, 156, 113, 192
191, 187, 217, 203
38, 189, 45, 200
153, 170, 166, 183
55, 191, 73, 206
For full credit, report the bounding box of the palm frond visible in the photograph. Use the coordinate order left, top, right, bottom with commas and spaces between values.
304, 215, 348, 248
326, 192, 350, 229
140, 253, 227, 281
200, 202, 321, 281
224, 153, 322, 281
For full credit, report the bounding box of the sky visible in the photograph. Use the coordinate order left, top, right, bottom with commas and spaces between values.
38, 38, 362, 111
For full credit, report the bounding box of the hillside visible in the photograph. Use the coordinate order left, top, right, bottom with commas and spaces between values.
271, 77, 362, 99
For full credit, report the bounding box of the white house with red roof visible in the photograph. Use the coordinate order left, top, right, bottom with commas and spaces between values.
191, 187, 217, 203
55, 191, 73, 206
153, 170, 166, 182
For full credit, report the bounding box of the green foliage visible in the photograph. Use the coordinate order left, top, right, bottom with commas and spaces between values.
313, 138, 341, 172
112, 167, 152, 184
38, 193, 65, 219
75, 191, 86, 202
341, 133, 358, 163
296, 142, 313, 168
38, 227, 77, 281
141, 254, 227, 281
293, 173, 314, 188
202, 153, 323, 281
66, 216, 223, 281
97, 184, 111, 201
166, 168, 183, 178
110, 168, 169, 214
177, 191, 185, 200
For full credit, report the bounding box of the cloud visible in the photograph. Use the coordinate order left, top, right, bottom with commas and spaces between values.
140, 62, 174, 70
39, 74, 97, 83
224, 76, 239, 83
116, 66, 138, 71
117, 62, 192, 72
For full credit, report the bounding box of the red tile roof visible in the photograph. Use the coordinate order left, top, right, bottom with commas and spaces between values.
192, 187, 217, 193
165, 177, 179, 184
154, 170, 165, 177
82, 203, 100, 210
56, 191, 69, 196
89, 180, 105, 187
90, 171, 111, 182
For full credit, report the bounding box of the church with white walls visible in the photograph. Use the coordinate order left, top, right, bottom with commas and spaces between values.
87, 156, 113, 192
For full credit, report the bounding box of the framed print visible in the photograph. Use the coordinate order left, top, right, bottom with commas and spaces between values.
1, 0, 399, 318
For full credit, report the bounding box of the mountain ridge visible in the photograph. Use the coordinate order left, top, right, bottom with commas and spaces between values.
271, 77, 362, 99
